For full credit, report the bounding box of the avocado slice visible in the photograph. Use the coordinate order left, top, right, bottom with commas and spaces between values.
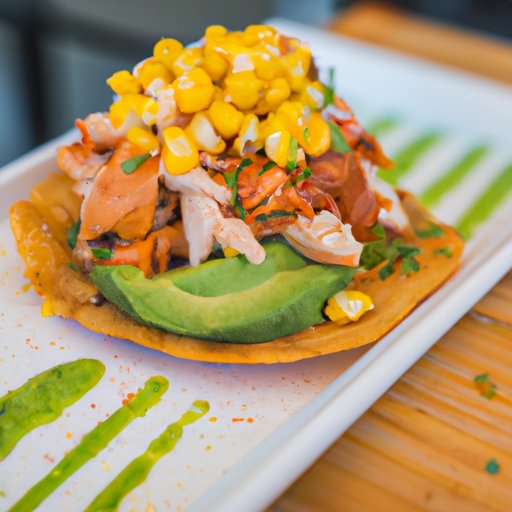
91, 243, 357, 344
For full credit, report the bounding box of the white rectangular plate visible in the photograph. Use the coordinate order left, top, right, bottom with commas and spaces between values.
1, 20, 512, 512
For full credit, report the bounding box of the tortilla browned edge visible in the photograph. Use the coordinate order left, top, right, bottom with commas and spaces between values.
10, 189, 463, 365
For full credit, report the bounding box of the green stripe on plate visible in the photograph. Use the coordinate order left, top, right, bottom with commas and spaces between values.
456, 160, 512, 239
366, 117, 400, 137
378, 132, 443, 186
419, 145, 490, 208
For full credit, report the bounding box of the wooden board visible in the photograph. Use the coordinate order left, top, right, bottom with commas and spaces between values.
268, 3, 512, 511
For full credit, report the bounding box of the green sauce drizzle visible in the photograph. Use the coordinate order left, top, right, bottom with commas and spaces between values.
419, 145, 489, 208
378, 132, 442, 186
366, 116, 399, 138
0, 359, 105, 461
84, 400, 209, 512
456, 161, 512, 239
8, 376, 169, 512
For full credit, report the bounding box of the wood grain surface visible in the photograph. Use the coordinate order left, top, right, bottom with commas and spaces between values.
268, 2, 512, 511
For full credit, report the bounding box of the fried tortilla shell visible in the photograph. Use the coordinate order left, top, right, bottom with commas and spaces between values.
10, 178, 463, 364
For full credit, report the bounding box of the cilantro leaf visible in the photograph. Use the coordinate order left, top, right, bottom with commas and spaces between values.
434, 246, 454, 257
323, 67, 335, 107
295, 167, 312, 184
414, 221, 445, 239
327, 120, 352, 153
286, 137, 299, 172
224, 157, 253, 206
255, 210, 297, 222
485, 459, 500, 475
257, 160, 278, 176
121, 153, 151, 174
303, 127, 310, 143
91, 248, 113, 260
360, 223, 421, 280
67, 218, 81, 249
67, 262, 78, 272
474, 373, 497, 399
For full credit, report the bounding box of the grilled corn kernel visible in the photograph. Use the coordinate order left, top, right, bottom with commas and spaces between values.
107, 70, 142, 95
224, 71, 263, 110
265, 78, 291, 108
127, 126, 160, 152
325, 290, 374, 325
265, 130, 291, 168
223, 246, 240, 258
232, 114, 260, 155
172, 68, 215, 114
208, 100, 244, 139
161, 126, 199, 175
172, 47, 204, 77
153, 38, 184, 70
137, 59, 174, 90
109, 94, 159, 129
185, 112, 226, 154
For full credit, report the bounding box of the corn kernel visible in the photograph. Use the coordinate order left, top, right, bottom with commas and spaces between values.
208, 101, 244, 139
301, 81, 325, 110
172, 47, 204, 77
223, 246, 240, 258
325, 290, 374, 325
153, 38, 184, 71
265, 78, 291, 108
172, 68, 215, 114
127, 126, 160, 152
136, 59, 174, 90
203, 52, 229, 82
205, 25, 227, 40
109, 94, 159, 129
224, 71, 262, 110
251, 46, 283, 81
161, 126, 199, 175
107, 70, 142, 95
185, 112, 226, 154
232, 114, 260, 155
302, 112, 331, 156
265, 130, 291, 168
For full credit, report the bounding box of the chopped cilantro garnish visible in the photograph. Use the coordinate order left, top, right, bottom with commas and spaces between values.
295, 167, 312, 184
434, 246, 454, 257
286, 137, 299, 172
67, 262, 78, 272
327, 120, 352, 153
224, 157, 253, 206
257, 160, 278, 176
121, 153, 151, 174
360, 223, 421, 281
234, 203, 246, 220
414, 222, 445, 239
91, 248, 113, 260
474, 373, 497, 399
485, 459, 500, 475
303, 127, 310, 143
323, 67, 335, 107
255, 210, 297, 222
67, 218, 81, 249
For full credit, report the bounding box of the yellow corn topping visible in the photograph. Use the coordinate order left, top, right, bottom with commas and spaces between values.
223, 246, 240, 258
105, 24, 334, 175
162, 126, 199, 175
127, 126, 160, 152
172, 67, 215, 114
325, 291, 374, 325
